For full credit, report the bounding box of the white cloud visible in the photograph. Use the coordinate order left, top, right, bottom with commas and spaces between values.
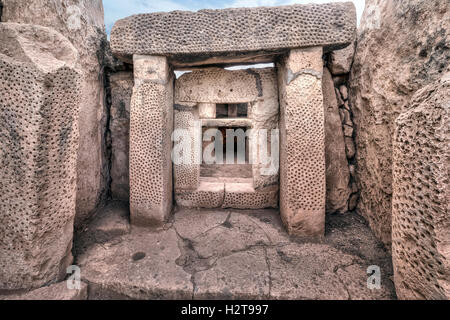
103, 0, 190, 33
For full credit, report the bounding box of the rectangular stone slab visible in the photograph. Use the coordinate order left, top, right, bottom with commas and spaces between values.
129, 55, 174, 226
278, 47, 326, 239
110, 3, 357, 62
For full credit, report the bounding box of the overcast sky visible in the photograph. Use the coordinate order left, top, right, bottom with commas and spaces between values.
103, 0, 365, 34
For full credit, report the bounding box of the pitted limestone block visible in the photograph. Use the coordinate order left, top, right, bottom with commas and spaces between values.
198, 103, 216, 119
110, 3, 356, 62
2, 1, 108, 227
328, 42, 355, 75
249, 126, 280, 191
392, 78, 450, 300
201, 118, 252, 128
175, 182, 225, 209
176, 68, 262, 103
0, 23, 81, 290
110, 71, 133, 201
173, 108, 201, 191
350, 0, 449, 247
278, 47, 326, 239
134, 54, 169, 86
129, 55, 174, 226
222, 183, 278, 209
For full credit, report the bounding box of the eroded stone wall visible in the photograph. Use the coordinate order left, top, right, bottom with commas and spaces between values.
0, 23, 81, 290
2, 0, 109, 227
323, 42, 359, 214
392, 76, 450, 300
350, 0, 449, 246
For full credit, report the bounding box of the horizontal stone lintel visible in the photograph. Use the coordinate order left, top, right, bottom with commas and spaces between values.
111, 3, 356, 63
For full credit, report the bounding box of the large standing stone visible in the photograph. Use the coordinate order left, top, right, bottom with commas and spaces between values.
0, 23, 81, 290
323, 67, 351, 213
392, 76, 450, 300
349, 0, 449, 246
129, 55, 174, 226
278, 47, 326, 239
110, 72, 133, 201
2, 0, 109, 227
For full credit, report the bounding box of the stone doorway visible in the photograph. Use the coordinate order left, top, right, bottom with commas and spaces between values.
200, 126, 252, 179
123, 2, 357, 238
173, 67, 280, 210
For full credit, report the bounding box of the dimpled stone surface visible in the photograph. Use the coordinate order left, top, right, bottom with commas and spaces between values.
110, 3, 357, 62
392, 78, 450, 300
0, 23, 81, 290
278, 47, 326, 239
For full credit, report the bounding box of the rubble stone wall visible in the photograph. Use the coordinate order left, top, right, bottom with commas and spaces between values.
349, 0, 449, 246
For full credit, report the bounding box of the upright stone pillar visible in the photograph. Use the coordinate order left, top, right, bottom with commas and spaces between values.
0, 23, 81, 290
129, 55, 174, 226
278, 47, 326, 239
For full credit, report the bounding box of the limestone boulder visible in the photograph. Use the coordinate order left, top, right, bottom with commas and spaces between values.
323, 67, 351, 213
392, 76, 450, 300
0, 23, 81, 290
328, 42, 355, 75
2, 0, 109, 227
349, 0, 450, 246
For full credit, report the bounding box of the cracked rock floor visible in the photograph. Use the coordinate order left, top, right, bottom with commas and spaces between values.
73, 201, 397, 300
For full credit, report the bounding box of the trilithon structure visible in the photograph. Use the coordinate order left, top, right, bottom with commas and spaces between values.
110, 3, 357, 239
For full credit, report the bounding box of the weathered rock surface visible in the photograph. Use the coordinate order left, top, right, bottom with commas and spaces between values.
278, 47, 326, 239
2, 0, 109, 227
0, 22, 81, 290
78, 228, 193, 300
349, 0, 450, 246
392, 75, 450, 300
129, 55, 174, 226
110, 3, 357, 63
328, 42, 355, 75
110, 72, 133, 201
73, 201, 130, 252
323, 67, 351, 214
1, 282, 88, 300
75, 205, 395, 300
